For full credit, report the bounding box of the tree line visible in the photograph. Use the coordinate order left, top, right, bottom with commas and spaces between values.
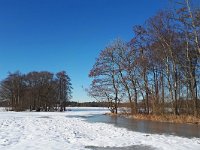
88, 0, 200, 116
66, 101, 108, 107
0, 71, 72, 111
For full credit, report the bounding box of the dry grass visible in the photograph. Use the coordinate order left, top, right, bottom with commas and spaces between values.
130, 114, 200, 125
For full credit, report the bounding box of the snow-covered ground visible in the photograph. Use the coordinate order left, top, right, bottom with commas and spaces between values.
0, 107, 199, 150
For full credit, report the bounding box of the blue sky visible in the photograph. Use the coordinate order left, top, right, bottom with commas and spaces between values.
0, 0, 171, 102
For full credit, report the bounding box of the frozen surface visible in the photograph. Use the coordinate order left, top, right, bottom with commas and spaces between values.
0, 107, 199, 150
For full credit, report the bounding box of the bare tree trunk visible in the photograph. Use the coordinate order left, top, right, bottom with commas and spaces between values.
153, 67, 159, 114
134, 84, 138, 114
173, 65, 179, 115
161, 71, 165, 114
185, 0, 200, 55
112, 73, 118, 114
144, 70, 149, 114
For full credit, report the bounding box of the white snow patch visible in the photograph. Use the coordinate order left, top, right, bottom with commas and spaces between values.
0, 107, 199, 150
0, 107, 6, 112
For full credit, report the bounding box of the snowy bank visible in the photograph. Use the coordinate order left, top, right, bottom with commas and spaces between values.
0, 107, 199, 150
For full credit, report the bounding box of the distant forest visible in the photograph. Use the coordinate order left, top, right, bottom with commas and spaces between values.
88, 0, 200, 116
0, 71, 72, 111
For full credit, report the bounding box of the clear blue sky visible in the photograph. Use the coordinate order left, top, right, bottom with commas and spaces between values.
0, 0, 171, 102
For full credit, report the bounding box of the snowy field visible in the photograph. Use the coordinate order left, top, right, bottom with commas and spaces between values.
0, 107, 199, 150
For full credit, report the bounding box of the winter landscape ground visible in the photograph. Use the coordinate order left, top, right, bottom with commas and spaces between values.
0, 107, 199, 150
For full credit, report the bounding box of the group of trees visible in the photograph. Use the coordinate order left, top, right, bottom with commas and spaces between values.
0, 71, 72, 111
88, 0, 200, 116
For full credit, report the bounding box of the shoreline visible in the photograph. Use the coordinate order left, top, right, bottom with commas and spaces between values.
106, 113, 200, 125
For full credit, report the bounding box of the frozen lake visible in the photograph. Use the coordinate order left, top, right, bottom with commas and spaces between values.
0, 107, 199, 150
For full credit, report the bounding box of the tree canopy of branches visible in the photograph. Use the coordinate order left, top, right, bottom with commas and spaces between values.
0, 71, 72, 111
88, 0, 200, 116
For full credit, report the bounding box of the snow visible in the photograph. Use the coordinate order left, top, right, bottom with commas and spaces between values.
0, 107, 199, 150
0, 107, 6, 112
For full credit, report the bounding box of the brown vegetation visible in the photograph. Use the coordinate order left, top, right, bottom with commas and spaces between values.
130, 114, 200, 125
